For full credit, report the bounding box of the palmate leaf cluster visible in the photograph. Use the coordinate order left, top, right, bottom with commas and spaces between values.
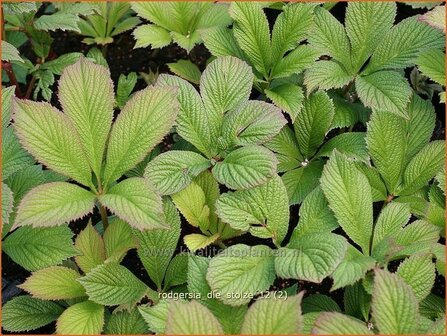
1, 1, 446, 335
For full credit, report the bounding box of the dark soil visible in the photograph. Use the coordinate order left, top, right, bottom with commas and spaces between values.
2, 2, 446, 335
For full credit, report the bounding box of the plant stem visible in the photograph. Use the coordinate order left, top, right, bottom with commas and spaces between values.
99, 204, 109, 231
24, 75, 37, 99
216, 240, 227, 249
2, 61, 23, 97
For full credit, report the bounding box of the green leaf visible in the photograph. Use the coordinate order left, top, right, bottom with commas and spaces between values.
344, 282, 371, 321
56, 301, 104, 335
212, 145, 278, 190
2, 182, 13, 227
397, 254, 436, 301
204, 299, 248, 335
156, 74, 214, 157
103, 86, 178, 184
187, 255, 211, 297
275, 232, 347, 283
14, 182, 95, 229
200, 56, 253, 116
19, 266, 85, 300
2, 128, 34, 180
79, 263, 147, 306
116, 72, 138, 109
2, 85, 15, 127
420, 293, 445, 319
133, 24, 172, 49
222, 100, 287, 146
3, 2, 38, 13
271, 3, 314, 63
265, 84, 303, 122
171, 31, 202, 53
229, 2, 271, 77
309, 7, 352, 70
184, 233, 219, 252
241, 293, 304, 334
416, 48, 445, 85
138, 301, 170, 334
302, 294, 341, 313
317, 132, 368, 162
145, 151, 211, 195
355, 163, 388, 201
167, 60, 201, 85
271, 44, 320, 79
164, 253, 189, 289
201, 26, 245, 58
399, 140, 445, 196
134, 199, 181, 289
366, 110, 407, 193
420, 5, 446, 32
320, 152, 373, 254
313, 312, 373, 334
294, 91, 334, 158
372, 202, 411, 250
427, 318, 447, 335
304, 60, 353, 93
293, 187, 338, 236
345, 2, 396, 69
104, 218, 136, 263
355, 71, 412, 119
282, 160, 324, 205
34, 13, 81, 32
265, 126, 301, 172
216, 175, 289, 245
166, 300, 224, 335
2, 296, 64, 332
3, 225, 77, 271
13, 100, 92, 186
365, 16, 445, 73
206, 244, 275, 306
40, 52, 82, 75
2, 40, 24, 62
372, 269, 419, 334
99, 177, 166, 231
75, 222, 105, 273
105, 308, 149, 335
331, 245, 376, 290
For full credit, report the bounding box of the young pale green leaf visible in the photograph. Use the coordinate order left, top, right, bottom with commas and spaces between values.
265, 84, 303, 122
166, 300, 224, 335
366, 110, 407, 193
309, 7, 352, 70
365, 16, 445, 73
184, 233, 220, 252
156, 74, 214, 157
427, 318, 447, 335
103, 86, 178, 184
139, 301, 170, 334
2, 296, 64, 332
196, 3, 232, 29
105, 308, 149, 335
294, 91, 334, 159
3, 225, 77, 271
167, 59, 201, 85
271, 3, 314, 63
75, 222, 105, 273
104, 218, 136, 263
304, 60, 353, 94
313, 312, 373, 335
56, 301, 104, 335
133, 24, 172, 49
99, 177, 166, 231
212, 145, 278, 190
399, 140, 445, 196
270, 44, 320, 79
331, 244, 376, 290
216, 175, 289, 245
222, 100, 286, 146
172, 181, 210, 229
397, 254, 436, 301
320, 152, 373, 254
282, 160, 324, 205
79, 263, 147, 306
229, 2, 271, 77
420, 5, 445, 32
2, 183, 13, 227
355, 71, 412, 119
145, 151, 211, 195
134, 199, 180, 289
13, 100, 92, 186
345, 2, 396, 69
372, 202, 411, 250
207, 244, 275, 306
2, 40, 24, 62
416, 48, 445, 85
405, 94, 436, 162
171, 31, 202, 53
302, 312, 322, 334
317, 132, 368, 162
240, 293, 304, 335
200, 56, 253, 117
275, 232, 347, 283
19, 266, 85, 300
293, 187, 338, 237
58, 57, 114, 177
14, 182, 95, 229
372, 269, 419, 334
265, 126, 302, 172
